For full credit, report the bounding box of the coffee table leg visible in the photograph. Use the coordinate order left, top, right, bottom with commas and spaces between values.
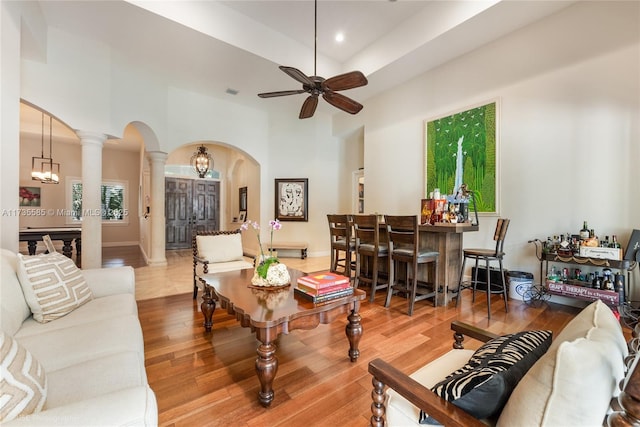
200, 279, 216, 332
345, 302, 363, 362
256, 341, 278, 407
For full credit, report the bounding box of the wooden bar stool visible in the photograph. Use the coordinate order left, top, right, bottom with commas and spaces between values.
384, 215, 439, 316
353, 214, 389, 302
455, 218, 510, 319
327, 214, 355, 279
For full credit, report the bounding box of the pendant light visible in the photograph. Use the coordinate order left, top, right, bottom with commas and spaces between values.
191, 145, 212, 178
31, 112, 60, 184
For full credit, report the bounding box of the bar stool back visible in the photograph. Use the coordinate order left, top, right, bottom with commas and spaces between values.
384, 215, 439, 316
455, 218, 510, 319
327, 214, 354, 279
353, 214, 389, 302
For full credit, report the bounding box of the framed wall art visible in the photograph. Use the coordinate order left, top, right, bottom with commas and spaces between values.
239, 186, 247, 213
424, 99, 499, 214
19, 186, 41, 207
275, 178, 308, 221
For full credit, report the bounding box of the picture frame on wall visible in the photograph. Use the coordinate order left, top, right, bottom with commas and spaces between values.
238, 211, 247, 222
239, 186, 247, 213
275, 178, 308, 222
424, 99, 499, 215
19, 186, 41, 207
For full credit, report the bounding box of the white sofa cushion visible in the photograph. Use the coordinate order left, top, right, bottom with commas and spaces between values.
1, 250, 31, 336
16, 315, 145, 373
3, 386, 157, 427
0, 332, 47, 423
45, 352, 146, 408
497, 300, 627, 427
16, 253, 92, 323
196, 233, 244, 263
15, 293, 138, 339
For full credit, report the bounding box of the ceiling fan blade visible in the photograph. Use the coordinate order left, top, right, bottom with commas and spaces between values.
323, 71, 368, 91
299, 95, 318, 119
279, 66, 314, 86
322, 91, 363, 115
258, 90, 306, 98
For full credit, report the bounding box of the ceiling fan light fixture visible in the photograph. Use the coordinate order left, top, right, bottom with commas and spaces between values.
257, 0, 367, 119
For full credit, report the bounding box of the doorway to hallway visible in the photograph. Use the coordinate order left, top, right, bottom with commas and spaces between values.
165, 177, 220, 249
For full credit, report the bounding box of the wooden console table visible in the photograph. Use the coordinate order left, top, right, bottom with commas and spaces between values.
19, 227, 82, 265
418, 223, 479, 304
198, 268, 365, 407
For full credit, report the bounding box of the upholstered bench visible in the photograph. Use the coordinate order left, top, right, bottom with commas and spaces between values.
369, 300, 633, 426
192, 229, 253, 298
265, 241, 308, 259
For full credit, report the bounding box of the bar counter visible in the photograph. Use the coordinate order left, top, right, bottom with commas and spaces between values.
418, 223, 479, 304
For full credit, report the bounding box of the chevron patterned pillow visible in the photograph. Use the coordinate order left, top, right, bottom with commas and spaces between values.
0, 332, 47, 422
17, 252, 93, 323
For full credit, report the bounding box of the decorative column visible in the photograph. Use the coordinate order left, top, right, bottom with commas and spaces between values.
147, 151, 167, 266
76, 131, 106, 269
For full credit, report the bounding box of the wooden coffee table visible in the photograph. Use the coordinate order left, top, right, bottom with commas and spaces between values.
197, 268, 365, 407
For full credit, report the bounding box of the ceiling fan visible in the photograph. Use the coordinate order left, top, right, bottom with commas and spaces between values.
257, 0, 368, 119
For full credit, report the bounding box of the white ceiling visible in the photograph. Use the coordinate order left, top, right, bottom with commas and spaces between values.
20, 0, 577, 150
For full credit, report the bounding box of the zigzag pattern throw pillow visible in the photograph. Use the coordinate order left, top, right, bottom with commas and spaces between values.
0, 332, 47, 422
17, 252, 93, 323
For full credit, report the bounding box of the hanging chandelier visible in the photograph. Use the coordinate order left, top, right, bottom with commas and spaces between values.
31, 112, 60, 184
191, 145, 212, 178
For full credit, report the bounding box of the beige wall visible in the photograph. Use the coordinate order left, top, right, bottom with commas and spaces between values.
19, 134, 140, 250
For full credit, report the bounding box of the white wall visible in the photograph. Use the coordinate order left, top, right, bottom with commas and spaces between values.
335, 1, 639, 284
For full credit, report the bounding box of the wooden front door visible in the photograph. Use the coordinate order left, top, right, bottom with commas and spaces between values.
166, 177, 220, 249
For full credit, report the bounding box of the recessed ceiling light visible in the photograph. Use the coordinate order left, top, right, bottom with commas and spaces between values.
335, 32, 344, 43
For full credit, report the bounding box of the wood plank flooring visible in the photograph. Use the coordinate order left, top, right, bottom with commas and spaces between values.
119, 247, 586, 427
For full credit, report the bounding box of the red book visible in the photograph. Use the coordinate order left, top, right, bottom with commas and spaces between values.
297, 281, 351, 296
297, 272, 350, 289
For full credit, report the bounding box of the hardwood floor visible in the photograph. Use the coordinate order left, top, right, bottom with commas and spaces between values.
115, 247, 586, 427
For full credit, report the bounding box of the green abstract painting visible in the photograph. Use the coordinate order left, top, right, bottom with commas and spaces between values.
425, 101, 498, 213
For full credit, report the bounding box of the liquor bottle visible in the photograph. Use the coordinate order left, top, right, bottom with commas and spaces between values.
580, 221, 590, 240
611, 235, 621, 249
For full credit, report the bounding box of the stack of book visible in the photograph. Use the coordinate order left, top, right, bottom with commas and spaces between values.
294, 272, 353, 303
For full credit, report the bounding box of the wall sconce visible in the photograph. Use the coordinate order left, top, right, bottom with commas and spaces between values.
191, 145, 212, 178
31, 113, 60, 184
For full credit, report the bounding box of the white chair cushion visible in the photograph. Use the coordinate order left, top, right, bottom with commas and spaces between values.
497, 300, 627, 427
386, 349, 474, 426
16, 253, 92, 323
0, 332, 47, 423
196, 234, 244, 263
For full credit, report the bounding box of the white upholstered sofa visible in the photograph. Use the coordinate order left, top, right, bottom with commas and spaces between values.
1, 248, 157, 426
369, 299, 634, 426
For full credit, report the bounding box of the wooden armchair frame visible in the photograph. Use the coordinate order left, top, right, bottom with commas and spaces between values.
192, 229, 243, 299
368, 321, 640, 427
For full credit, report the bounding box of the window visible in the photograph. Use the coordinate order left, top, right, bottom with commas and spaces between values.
67, 179, 129, 224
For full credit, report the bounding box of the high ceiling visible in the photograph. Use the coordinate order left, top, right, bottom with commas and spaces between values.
21, 0, 576, 148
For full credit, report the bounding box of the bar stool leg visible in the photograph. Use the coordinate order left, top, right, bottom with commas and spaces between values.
384, 257, 395, 308
485, 258, 491, 319
499, 259, 508, 313
455, 256, 467, 308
